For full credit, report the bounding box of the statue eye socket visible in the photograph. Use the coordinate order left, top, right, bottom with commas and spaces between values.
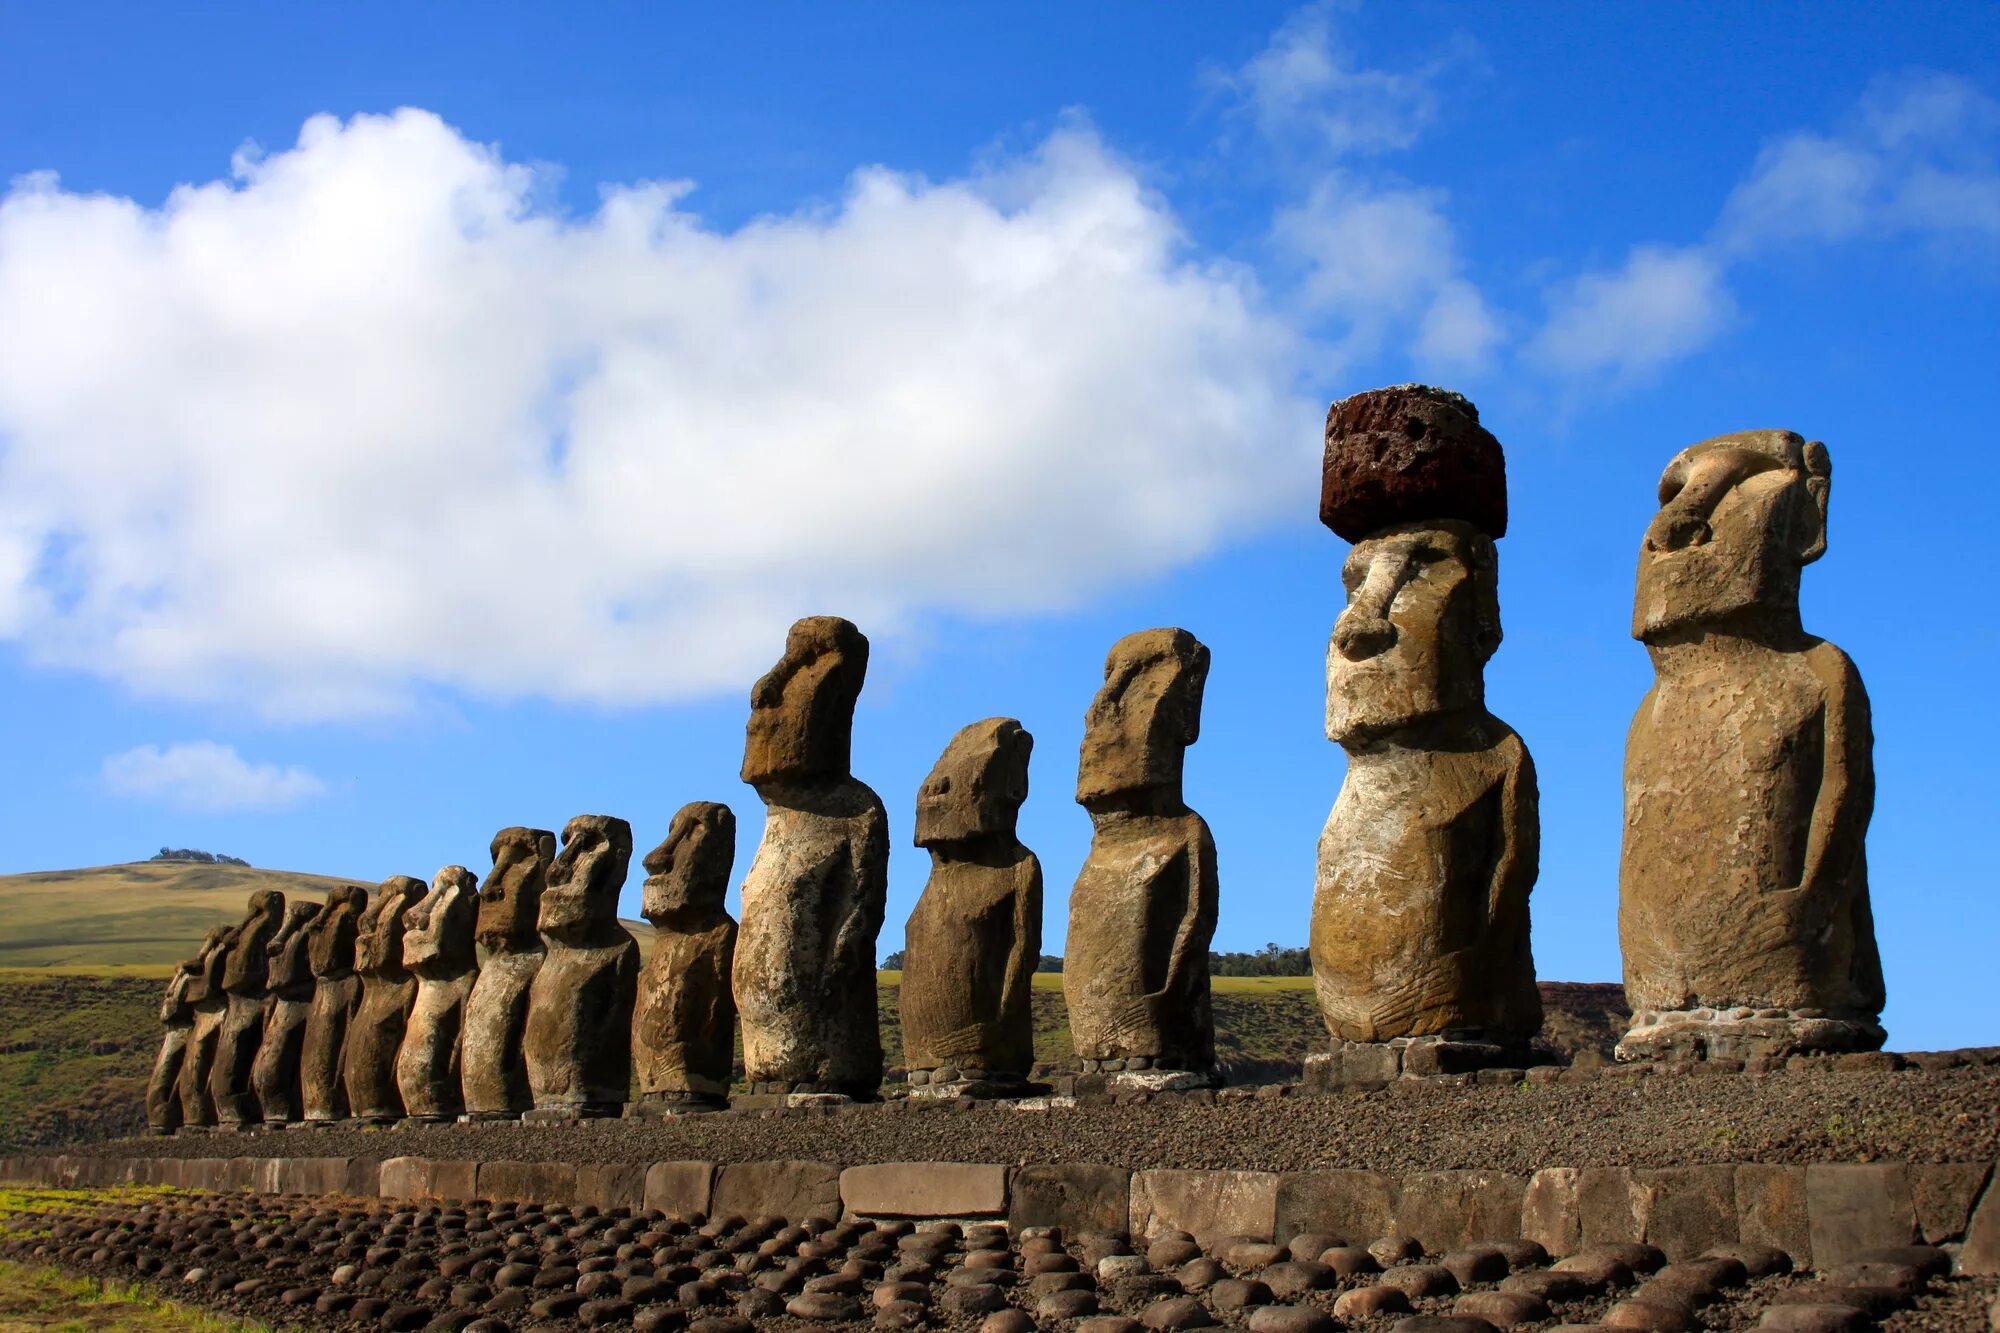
1658, 471, 1685, 506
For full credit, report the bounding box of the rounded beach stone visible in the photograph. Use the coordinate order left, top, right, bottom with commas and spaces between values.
1040, 1290, 1100, 1319
1261, 1260, 1335, 1298
1320, 1246, 1381, 1278
1249, 1307, 1337, 1333
874, 1300, 926, 1331
1336, 1287, 1413, 1318
981, 1312, 1037, 1333
1601, 1300, 1694, 1333
1442, 1247, 1510, 1286
1755, 1309, 1872, 1333
1454, 1291, 1551, 1328
1380, 1264, 1460, 1299
1699, 1244, 1791, 1278
1370, 1236, 1426, 1267
1210, 1278, 1274, 1310
1141, 1297, 1217, 1330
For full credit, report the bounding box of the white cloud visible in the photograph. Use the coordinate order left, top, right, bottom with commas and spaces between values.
1526, 246, 1734, 384
102, 742, 326, 812
0, 110, 1318, 717
1221, 2, 1456, 157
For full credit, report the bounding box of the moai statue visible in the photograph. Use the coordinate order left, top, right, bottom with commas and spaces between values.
343, 876, 425, 1124
1064, 628, 1219, 1090
249, 900, 323, 1124
902, 718, 1043, 1097
523, 816, 640, 1118
1619, 430, 1882, 1061
300, 884, 369, 1123
210, 889, 286, 1127
461, 826, 555, 1120
396, 866, 480, 1121
148, 929, 224, 1134
632, 803, 739, 1113
1309, 386, 1540, 1086
177, 924, 231, 1129
734, 616, 890, 1103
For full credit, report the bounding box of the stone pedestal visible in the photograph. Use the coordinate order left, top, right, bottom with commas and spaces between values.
1302, 1035, 1544, 1090
1617, 1007, 1887, 1063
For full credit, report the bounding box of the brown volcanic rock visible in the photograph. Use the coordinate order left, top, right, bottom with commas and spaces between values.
299, 883, 368, 1122
344, 876, 426, 1122
149, 929, 223, 1133
462, 826, 555, 1119
633, 802, 739, 1108
211, 889, 286, 1126
1321, 385, 1506, 542
396, 866, 480, 1120
250, 900, 323, 1123
525, 815, 641, 1114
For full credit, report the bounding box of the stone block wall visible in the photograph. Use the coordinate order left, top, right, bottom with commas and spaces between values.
4, 1152, 1995, 1274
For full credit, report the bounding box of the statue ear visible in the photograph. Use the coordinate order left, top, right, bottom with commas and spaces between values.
1796, 440, 1831, 565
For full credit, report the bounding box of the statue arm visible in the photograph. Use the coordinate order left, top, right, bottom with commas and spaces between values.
997, 854, 1044, 1047
1487, 738, 1540, 928
1795, 647, 1874, 909
827, 808, 890, 983
1153, 825, 1219, 1007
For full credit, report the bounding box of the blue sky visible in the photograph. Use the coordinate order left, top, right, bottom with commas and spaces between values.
1, 3, 1995, 1049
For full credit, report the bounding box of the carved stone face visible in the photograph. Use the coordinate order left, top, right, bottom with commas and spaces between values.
641, 802, 736, 922
308, 884, 368, 978
264, 901, 323, 990
741, 616, 869, 788
1326, 519, 1499, 745
221, 889, 286, 993
1633, 430, 1830, 641
917, 717, 1032, 846
541, 814, 632, 940
477, 826, 555, 950
356, 877, 424, 975
1077, 628, 1209, 805
404, 866, 478, 972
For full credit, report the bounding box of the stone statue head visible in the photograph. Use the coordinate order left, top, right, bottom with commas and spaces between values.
917, 717, 1033, 847
356, 877, 425, 977
641, 802, 736, 924
404, 866, 479, 973
541, 814, 632, 942
477, 826, 556, 951
1634, 429, 1831, 642
221, 889, 286, 993
741, 616, 869, 789
263, 900, 323, 991
1077, 628, 1210, 805
1326, 519, 1501, 744
308, 884, 368, 979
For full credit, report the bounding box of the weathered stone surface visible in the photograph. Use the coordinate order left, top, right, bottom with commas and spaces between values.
1314, 511, 1539, 1045
478, 1159, 577, 1206
842, 1163, 1010, 1218
1737, 1165, 1812, 1267
1578, 1169, 1646, 1246
300, 884, 368, 1122
735, 616, 888, 1095
1066, 628, 1217, 1074
1321, 385, 1507, 542
344, 876, 426, 1122
396, 866, 479, 1120
1131, 1169, 1280, 1245
1523, 1169, 1582, 1258
211, 889, 286, 1126
525, 815, 640, 1114
1276, 1170, 1401, 1243
1911, 1162, 1991, 1244
1635, 1168, 1736, 1261
1806, 1164, 1916, 1267
150, 930, 221, 1133
177, 927, 228, 1127
1396, 1171, 1526, 1252
902, 718, 1042, 1082
1620, 431, 1883, 1060
1012, 1163, 1132, 1234
642, 1160, 715, 1217
250, 900, 323, 1124
712, 1159, 840, 1221
633, 803, 738, 1108
461, 826, 554, 1119
575, 1162, 644, 1213
1962, 1164, 2000, 1276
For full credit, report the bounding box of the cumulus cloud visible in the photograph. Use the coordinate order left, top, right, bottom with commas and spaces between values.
0, 110, 1317, 717
1533, 71, 2000, 386
102, 742, 326, 812
1220, 2, 1455, 156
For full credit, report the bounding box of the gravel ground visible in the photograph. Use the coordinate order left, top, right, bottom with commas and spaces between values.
73, 1065, 2000, 1173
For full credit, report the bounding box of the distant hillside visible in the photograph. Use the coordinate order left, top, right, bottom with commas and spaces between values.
0, 862, 658, 971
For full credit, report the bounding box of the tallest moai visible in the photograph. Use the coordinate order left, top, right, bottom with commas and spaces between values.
1619, 430, 1882, 1060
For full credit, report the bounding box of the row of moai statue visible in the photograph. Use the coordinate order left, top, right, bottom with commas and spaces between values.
144, 382, 1886, 1128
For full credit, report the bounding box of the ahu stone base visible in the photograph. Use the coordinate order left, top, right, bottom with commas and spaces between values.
905, 1067, 1048, 1100
1618, 1007, 1888, 1063
1305, 1035, 1548, 1089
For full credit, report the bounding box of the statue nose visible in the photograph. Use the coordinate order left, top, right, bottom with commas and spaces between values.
1647, 510, 1711, 552
1334, 614, 1396, 661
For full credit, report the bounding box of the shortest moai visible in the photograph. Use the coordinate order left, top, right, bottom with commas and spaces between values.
1619, 430, 1882, 1061
461, 826, 555, 1120
300, 884, 369, 1123
1310, 385, 1541, 1087
149, 928, 224, 1134
343, 876, 426, 1125
733, 615, 890, 1103
395, 866, 480, 1121
523, 815, 640, 1119
249, 900, 323, 1124
632, 802, 739, 1113
210, 889, 286, 1128
1064, 628, 1219, 1091
901, 718, 1044, 1097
